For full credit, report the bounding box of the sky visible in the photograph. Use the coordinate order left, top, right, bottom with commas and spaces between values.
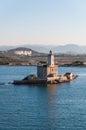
0, 0, 86, 46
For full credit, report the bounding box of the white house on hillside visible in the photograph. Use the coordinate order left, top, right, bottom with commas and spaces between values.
15, 50, 32, 56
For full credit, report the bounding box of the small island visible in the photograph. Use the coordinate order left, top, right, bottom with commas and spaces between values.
13, 51, 78, 85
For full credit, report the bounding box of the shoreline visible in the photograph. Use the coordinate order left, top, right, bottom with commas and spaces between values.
0, 64, 86, 67
13, 74, 78, 85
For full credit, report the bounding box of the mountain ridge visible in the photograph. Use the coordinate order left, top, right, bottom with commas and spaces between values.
0, 44, 86, 54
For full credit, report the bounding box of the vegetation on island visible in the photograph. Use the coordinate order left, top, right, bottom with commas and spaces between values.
0, 54, 86, 67
0, 47, 86, 66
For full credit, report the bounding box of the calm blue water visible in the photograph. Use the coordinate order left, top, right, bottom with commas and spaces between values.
0, 66, 86, 130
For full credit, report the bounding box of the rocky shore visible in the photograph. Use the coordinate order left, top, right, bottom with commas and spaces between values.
13, 73, 78, 85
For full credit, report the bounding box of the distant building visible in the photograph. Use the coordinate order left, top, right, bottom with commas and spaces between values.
37, 50, 58, 80
15, 50, 32, 56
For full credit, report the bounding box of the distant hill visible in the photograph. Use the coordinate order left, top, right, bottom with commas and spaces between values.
0, 44, 86, 54
0, 45, 15, 51
25, 44, 86, 54
52, 44, 83, 54
0, 47, 47, 58
7, 47, 46, 57
0, 45, 50, 53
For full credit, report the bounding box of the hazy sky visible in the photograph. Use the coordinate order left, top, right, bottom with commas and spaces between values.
0, 0, 86, 46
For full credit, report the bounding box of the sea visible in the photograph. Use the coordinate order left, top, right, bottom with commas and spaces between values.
0, 66, 86, 130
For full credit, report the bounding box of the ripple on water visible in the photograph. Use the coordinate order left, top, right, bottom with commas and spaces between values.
0, 66, 86, 130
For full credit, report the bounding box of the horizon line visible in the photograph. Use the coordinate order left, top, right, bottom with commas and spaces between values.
0, 43, 86, 47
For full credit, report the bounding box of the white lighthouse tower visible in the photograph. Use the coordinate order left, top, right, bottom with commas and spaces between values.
48, 50, 54, 66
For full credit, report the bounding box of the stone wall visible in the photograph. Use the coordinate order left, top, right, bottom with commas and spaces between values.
47, 65, 58, 77
37, 65, 58, 80
37, 66, 47, 80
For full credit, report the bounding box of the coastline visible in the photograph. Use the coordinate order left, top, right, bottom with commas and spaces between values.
13, 74, 78, 85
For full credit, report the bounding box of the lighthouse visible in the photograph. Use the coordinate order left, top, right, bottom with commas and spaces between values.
37, 51, 58, 80
48, 50, 54, 66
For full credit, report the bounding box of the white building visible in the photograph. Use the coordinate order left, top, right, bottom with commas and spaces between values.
15, 50, 32, 56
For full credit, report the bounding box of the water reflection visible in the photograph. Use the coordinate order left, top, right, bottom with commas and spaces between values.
47, 84, 58, 95
25, 84, 59, 129
46, 84, 58, 128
